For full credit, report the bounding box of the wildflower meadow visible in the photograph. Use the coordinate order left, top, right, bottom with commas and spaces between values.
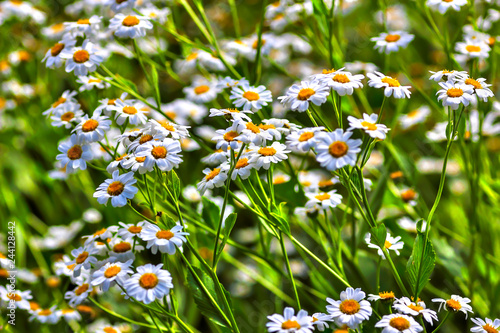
2, 0, 500, 332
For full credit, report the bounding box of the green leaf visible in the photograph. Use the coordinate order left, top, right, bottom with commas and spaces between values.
223, 213, 237, 238
185, 266, 232, 328
270, 202, 290, 235
159, 213, 176, 229
202, 197, 220, 230
370, 223, 387, 249
166, 170, 181, 200
406, 227, 436, 297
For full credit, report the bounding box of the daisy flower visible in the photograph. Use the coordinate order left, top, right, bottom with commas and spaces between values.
399, 106, 431, 130
67, 245, 98, 278
326, 287, 373, 329
436, 81, 475, 110
183, 76, 220, 103
426, 0, 467, 14
315, 129, 362, 171
216, 76, 250, 89
429, 70, 468, 82
64, 16, 101, 37
432, 295, 473, 318
209, 107, 252, 122
73, 114, 112, 143
60, 39, 104, 76
117, 221, 147, 239
459, 77, 494, 102
365, 232, 404, 258
197, 167, 228, 195
57, 308, 82, 322
249, 142, 290, 170
393, 297, 438, 324
134, 138, 183, 172
109, 13, 153, 38
30, 306, 61, 324
65, 280, 92, 306
56, 134, 93, 174
229, 83, 273, 110
278, 80, 330, 112
148, 119, 191, 140
107, 0, 136, 12
76, 75, 111, 92
43, 90, 78, 117
93, 171, 138, 207
0, 287, 32, 310
397, 217, 427, 233
367, 291, 396, 302
375, 314, 423, 333
266, 307, 314, 333
455, 39, 491, 59
83, 226, 119, 245
371, 31, 415, 54
42, 37, 76, 69
471, 318, 500, 333
51, 103, 84, 129
286, 127, 324, 152
123, 263, 173, 304
110, 99, 149, 125
234, 120, 274, 145
222, 155, 255, 180
348, 113, 390, 140
321, 71, 364, 96
367, 72, 411, 98
305, 190, 343, 210
212, 122, 245, 151
91, 259, 134, 292
108, 238, 143, 262
140, 223, 189, 255
311, 313, 332, 331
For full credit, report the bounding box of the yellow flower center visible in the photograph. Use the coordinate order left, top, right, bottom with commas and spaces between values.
151, 146, 167, 159
139, 273, 159, 289
73, 50, 89, 63
77, 18, 90, 24
156, 230, 175, 239
299, 132, 314, 142
385, 34, 401, 42
206, 168, 221, 181
339, 299, 361, 314
408, 304, 424, 312
123, 106, 137, 114
122, 15, 140, 26
82, 119, 99, 132
235, 158, 249, 169
246, 122, 261, 133
465, 45, 481, 52
258, 147, 277, 156
361, 121, 377, 131
274, 175, 287, 184
38, 309, 53, 316
465, 78, 482, 89
113, 242, 131, 253
446, 88, 464, 97
67, 145, 83, 160
385, 240, 393, 248
103, 328, 118, 333
322, 68, 336, 74
315, 193, 331, 201
128, 225, 142, 234
104, 265, 121, 278
401, 189, 416, 201
381, 77, 401, 87
446, 299, 462, 310
186, 52, 198, 61
194, 85, 210, 94
53, 97, 66, 108
94, 228, 106, 237
389, 317, 410, 331
107, 181, 125, 196
139, 134, 153, 145
379, 291, 395, 299
333, 73, 351, 83
329, 141, 348, 157
74, 283, 89, 296
60, 112, 75, 122
51, 43, 65, 56
7, 294, 21, 301
297, 88, 315, 100
258, 124, 276, 130
242, 91, 260, 101
281, 320, 301, 329
482, 324, 498, 333
223, 130, 239, 142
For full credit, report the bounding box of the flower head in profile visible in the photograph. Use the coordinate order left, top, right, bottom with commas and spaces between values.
348, 113, 390, 140
197, 167, 228, 195
266, 307, 314, 333
375, 314, 423, 333
426, 0, 467, 14
470, 317, 500, 333
365, 232, 404, 258
321, 71, 364, 96
432, 295, 473, 318
278, 80, 330, 112
368, 72, 411, 99
371, 31, 414, 54
393, 297, 438, 324
326, 287, 373, 329
458, 76, 494, 102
